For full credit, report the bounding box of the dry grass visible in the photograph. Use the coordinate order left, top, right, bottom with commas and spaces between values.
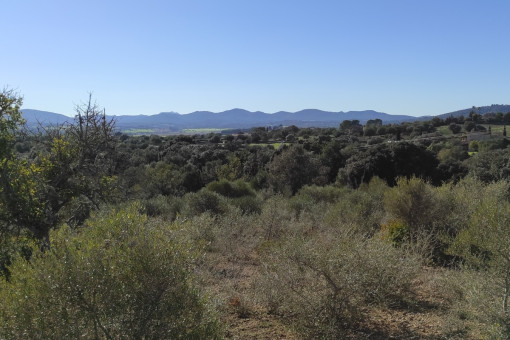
183, 192, 502, 339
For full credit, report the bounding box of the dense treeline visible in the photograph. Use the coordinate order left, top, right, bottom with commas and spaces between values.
3, 90, 510, 338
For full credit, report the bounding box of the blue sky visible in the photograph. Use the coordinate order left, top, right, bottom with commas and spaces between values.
3, 0, 509, 117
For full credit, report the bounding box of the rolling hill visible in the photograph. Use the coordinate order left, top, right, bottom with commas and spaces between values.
21, 108, 418, 132
21, 105, 510, 133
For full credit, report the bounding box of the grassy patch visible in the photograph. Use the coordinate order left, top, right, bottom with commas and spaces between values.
480, 124, 506, 136
181, 128, 227, 134
437, 126, 453, 135
122, 128, 155, 135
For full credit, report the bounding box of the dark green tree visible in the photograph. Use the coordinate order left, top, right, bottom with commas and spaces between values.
449, 123, 462, 134
267, 145, 325, 195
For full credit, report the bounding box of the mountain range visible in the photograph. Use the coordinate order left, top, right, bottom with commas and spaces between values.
21, 105, 510, 133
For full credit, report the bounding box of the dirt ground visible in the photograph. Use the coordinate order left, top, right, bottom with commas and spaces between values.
205, 252, 459, 340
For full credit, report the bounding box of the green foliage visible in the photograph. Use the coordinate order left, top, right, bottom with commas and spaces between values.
289, 185, 347, 217
182, 189, 226, 217
466, 148, 510, 182
141, 194, 182, 220
449, 123, 462, 134
0, 158, 48, 239
229, 195, 262, 214
206, 179, 255, 198
216, 156, 243, 181
295, 184, 346, 204
324, 179, 386, 235
381, 219, 410, 245
339, 119, 363, 136
338, 142, 438, 188
141, 162, 187, 197
448, 193, 510, 310
0, 232, 35, 280
267, 145, 325, 195
384, 177, 437, 236
0, 88, 24, 159
0, 90, 48, 239
0, 203, 222, 339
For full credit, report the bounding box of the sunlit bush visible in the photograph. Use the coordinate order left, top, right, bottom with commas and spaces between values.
182, 189, 226, 217
0, 203, 222, 339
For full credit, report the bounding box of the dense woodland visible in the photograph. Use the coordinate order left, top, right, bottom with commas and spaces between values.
3, 90, 510, 338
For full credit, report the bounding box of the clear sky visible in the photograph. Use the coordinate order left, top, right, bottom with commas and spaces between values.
3, 0, 509, 117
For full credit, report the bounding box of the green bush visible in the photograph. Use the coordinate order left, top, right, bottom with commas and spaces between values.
230, 195, 262, 214
0, 203, 222, 339
324, 180, 386, 235
384, 177, 437, 237
206, 179, 255, 198
295, 185, 346, 204
288, 185, 347, 219
182, 189, 226, 217
381, 219, 410, 245
141, 194, 182, 219
0, 232, 36, 281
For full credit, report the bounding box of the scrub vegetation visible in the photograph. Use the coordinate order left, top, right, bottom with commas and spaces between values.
3, 90, 510, 338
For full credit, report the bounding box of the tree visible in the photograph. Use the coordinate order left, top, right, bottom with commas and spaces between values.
267, 145, 324, 195
366, 118, 383, 127
0, 93, 119, 243
0, 89, 47, 239
67, 93, 116, 176
38, 94, 119, 229
0, 89, 48, 276
469, 110, 482, 123
339, 120, 363, 137
464, 121, 476, 132
0, 88, 24, 159
449, 123, 462, 134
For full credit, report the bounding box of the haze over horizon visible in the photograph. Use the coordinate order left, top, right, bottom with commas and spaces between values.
3, 0, 509, 118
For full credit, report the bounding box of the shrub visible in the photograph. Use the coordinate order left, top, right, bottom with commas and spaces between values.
384, 177, 437, 237
381, 219, 410, 245
0, 232, 35, 281
0, 203, 222, 339
182, 189, 226, 217
324, 178, 387, 235
141, 194, 182, 219
441, 268, 510, 339
295, 185, 346, 204
257, 225, 421, 338
258, 196, 294, 240
230, 195, 262, 214
289, 185, 347, 217
206, 179, 255, 198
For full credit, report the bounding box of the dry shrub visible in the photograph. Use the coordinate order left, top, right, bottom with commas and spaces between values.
323, 189, 385, 235
258, 195, 295, 240
441, 268, 510, 339
256, 223, 421, 338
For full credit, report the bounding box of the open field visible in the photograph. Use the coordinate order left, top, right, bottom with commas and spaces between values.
181, 128, 229, 134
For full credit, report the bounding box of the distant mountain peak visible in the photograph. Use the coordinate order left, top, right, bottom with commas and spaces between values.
22, 105, 510, 134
